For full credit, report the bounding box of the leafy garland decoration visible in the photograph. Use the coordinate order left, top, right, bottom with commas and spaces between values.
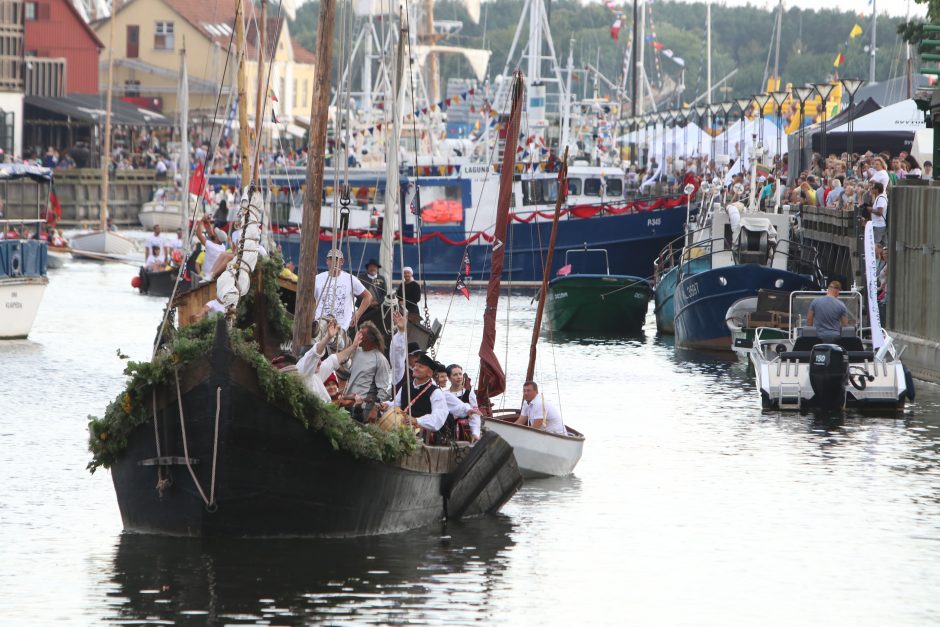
87, 257, 417, 473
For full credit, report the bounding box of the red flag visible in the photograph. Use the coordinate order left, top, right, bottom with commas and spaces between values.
49, 190, 62, 220
455, 276, 470, 300
557, 264, 572, 276
652, 41, 665, 50
610, 18, 622, 41
189, 162, 206, 196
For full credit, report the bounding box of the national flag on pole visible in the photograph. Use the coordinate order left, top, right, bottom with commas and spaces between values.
610, 18, 622, 41
849, 23, 863, 39
833, 53, 845, 67
455, 276, 470, 300
189, 162, 206, 196
755, 163, 772, 178
557, 264, 572, 276
269, 88, 278, 102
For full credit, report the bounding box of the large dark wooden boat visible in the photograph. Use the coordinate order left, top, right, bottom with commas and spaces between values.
111, 318, 521, 537
136, 266, 192, 297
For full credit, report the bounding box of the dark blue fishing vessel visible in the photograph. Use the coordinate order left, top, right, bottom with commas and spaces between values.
673, 207, 822, 351
207, 165, 689, 281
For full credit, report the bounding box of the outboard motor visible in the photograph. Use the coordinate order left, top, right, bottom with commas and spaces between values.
809, 344, 849, 410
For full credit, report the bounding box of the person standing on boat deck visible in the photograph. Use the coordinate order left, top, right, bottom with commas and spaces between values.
295, 318, 363, 404
343, 322, 391, 423
806, 280, 850, 342
314, 249, 373, 331
396, 266, 422, 320
357, 258, 387, 311
516, 381, 566, 435
435, 363, 482, 442
387, 353, 453, 442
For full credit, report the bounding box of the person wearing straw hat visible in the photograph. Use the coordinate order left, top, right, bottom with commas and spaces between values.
314, 248, 372, 331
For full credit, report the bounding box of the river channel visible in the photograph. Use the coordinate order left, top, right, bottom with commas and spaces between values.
2, 260, 939, 625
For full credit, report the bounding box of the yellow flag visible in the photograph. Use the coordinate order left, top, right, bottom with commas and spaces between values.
850, 23, 863, 39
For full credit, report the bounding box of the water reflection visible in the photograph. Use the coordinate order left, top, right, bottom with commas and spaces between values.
104, 517, 515, 625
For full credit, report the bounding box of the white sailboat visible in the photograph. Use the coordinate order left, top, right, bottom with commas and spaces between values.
70, 7, 137, 261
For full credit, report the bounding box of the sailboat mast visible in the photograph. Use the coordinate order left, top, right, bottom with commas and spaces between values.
637, 0, 645, 114
100, 3, 117, 231
179, 44, 190, 231
477, 72, 525, 410
235, 0, 251, 190
253, 0, 267, 185
381, 18, 407, 292
526, 148, 567, 383
869, 0, 877, 83
291, 0, 337, 353
772, 0, 782, 88
706, 0, 712, 105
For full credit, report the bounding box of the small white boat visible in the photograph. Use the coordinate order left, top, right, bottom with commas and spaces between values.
749, 290, 913, 412
139, 190, 188, 231
485, 414, 584, 478
70, 230, 137, 261
0, 274, 48, 339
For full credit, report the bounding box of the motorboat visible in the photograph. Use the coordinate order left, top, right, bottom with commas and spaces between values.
749, 290, 914, 411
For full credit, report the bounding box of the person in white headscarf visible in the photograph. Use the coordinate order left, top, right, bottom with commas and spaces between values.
396, 266, 422, 319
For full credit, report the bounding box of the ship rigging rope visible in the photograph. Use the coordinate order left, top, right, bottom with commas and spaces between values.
151, 4, 238, 359
173, 370, 221, 512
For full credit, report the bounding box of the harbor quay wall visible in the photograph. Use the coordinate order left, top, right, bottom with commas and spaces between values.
799, 203, 863, 287
887, 184, 940, 384
2, 169, 159, 227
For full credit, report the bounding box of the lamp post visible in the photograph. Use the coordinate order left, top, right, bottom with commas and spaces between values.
694, 104, 706, 158
735, 97, 752, 161
813, 82, 837, 162
838, 78, 865, 173
793, 86, 815, 175
770, 91, 789, 164
754, 93, 772, 146
719, 101, 734, 158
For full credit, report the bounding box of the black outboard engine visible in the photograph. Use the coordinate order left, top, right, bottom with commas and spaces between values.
809, 344, 849, 410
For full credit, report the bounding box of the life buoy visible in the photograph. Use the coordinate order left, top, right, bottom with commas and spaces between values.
10, 248, 22, 276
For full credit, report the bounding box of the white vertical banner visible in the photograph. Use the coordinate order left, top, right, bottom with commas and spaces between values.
864, 221, 884, 350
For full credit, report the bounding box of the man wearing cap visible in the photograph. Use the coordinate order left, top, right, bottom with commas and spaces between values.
314, 249, 372, 331
357, 258, 387, 308
387, 352, 454, 443
396, 266, 422, 319
342, 321, 391, 422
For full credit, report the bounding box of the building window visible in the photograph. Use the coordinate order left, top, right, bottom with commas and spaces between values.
154, 22, 174, 50
25, 2, 36, 20
292, 79, 297, 108
127, 25, 139, 58
125, 80, 140, 97
302, 79, 308, 106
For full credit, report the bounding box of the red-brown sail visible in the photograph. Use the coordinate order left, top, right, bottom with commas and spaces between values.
476, 72, 525, 409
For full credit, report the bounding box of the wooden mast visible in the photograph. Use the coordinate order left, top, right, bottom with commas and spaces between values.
252, 0, 267, 185
100, 1, 117, 231
525, 148, 568, 383
291, 0, 337, 352
235, 0, 251, 190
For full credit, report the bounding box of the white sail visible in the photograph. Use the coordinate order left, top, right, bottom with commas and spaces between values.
216, 188, 263, 312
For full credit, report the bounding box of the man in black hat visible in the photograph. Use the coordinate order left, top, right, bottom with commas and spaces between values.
386, 352, 453, 443
357, 258, 387, 310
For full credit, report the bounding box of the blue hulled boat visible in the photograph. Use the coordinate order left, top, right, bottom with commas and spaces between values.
207, 165, 689, 282
673, 207, 823, 351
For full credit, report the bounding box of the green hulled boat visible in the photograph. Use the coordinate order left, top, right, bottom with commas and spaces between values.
547, 273, 652, 332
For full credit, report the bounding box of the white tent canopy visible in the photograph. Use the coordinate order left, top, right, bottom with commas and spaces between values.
712, 117, 783, 157
827, 98, 924, 134
621, 121, 712, 158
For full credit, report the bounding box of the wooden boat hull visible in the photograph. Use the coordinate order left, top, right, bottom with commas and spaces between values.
71, 230, 137, 260
110, 320, 522, 537
484, 418, 584, 478
0, 276, 48, 339
547, 274, 651, 333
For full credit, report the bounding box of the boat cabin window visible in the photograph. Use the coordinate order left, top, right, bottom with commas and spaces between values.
583, 177, 612, 197
789, 293, 861, 329
567, 178, 582, 196
521, 178, 560, 205
605, 178, 623, 197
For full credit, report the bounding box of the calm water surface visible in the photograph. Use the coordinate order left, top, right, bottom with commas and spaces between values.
2, 261, 940, 626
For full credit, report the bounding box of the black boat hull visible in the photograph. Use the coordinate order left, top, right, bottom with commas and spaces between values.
138, 267, 191, 298
111, 323, 522, 537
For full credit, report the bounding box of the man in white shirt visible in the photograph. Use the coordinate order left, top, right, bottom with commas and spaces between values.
314, 249, 373, 330
294, 317, 362, 404
144, 224, 167, 258
194, 216, 228, 279
867, 157, 889, 189
515, 381, 566, 435
387, 353, 451, 441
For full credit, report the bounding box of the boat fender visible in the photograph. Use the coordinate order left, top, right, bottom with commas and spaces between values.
904, 366, 916, 402
10, 247, 22, 276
